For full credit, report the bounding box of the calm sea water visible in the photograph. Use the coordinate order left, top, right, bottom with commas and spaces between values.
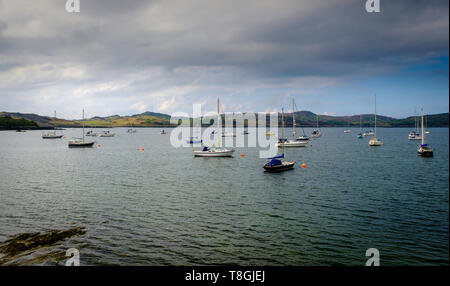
0, 127, 448, 265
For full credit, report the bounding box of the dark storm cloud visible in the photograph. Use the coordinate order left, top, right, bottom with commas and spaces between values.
0, 0, 448, 116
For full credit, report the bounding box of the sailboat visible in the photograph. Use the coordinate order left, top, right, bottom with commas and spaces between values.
68, 109, 95, 148
193, 98, 234, 157
425, 114, 430, 134
311, 114, 322, 138
127, 120, 137, 133
276, 99, 307, 147
357, 114, 363, 138
344, 116, 351, 133
417, 109, 433, 157
293, 98, 309, 141
368, 94, 383, 146
98, 116, 116, 137
363, 119, 374, 136
264, 108, 296, 172
408, 108, 421, 140
42, 111, 64, 139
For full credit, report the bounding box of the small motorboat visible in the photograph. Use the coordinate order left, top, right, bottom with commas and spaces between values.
357, 132, 364, 139
16, 129, 26, 132
98, 130, 115, 137
42, 133, 64, 139
193, 146, 235, 157
86, 130, 99, 137
408, 130, 421, 140
160, 130, 166, 134
275, 138, 307, 147
344, 129, 351, 133
363, 130, 374, 137
311, 130, 322, 138
296, 135, 309, 141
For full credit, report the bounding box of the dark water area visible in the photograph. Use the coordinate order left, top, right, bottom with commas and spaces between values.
0, 127, 448, 265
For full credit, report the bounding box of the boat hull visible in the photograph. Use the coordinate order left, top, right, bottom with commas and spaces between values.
263, 161, 295, 172
42, 135, 63, 139
418, 147, 434, 157
193, 149, 235, 157
275, 140, 307, 147
369, 138, 383, 146
68, 141, 95, 148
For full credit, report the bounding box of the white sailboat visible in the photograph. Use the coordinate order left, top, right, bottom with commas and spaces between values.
417, 108, 433, 157
127, 120, 137, 133
408, 108, 421, 140
363, 116, 374, 137
193, 98, 235, 157
69, 109, 95, 148
42, 111, 64, 139
357, 114, 363, 138
98, 117, 116, 137
311, 114, 322, 138
368, 94, 383, 146
425, 114, 430, 134
276, 98, 307, 147
344, 116, 351, 133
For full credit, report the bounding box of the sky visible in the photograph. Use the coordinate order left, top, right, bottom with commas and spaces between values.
0, 0, 448, 119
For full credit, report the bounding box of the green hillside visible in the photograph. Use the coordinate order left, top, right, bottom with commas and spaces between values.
0, 111, 448, 129
0, 116, 38, 130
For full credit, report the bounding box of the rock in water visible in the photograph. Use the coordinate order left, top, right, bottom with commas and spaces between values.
0, 227, 86, 265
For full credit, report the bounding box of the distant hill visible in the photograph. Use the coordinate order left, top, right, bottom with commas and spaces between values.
283, 112, 449, 128
0, 115, 38, 130
0, 111, 448, 128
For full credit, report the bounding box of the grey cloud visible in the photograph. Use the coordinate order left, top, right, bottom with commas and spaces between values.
0, 0, 448, 117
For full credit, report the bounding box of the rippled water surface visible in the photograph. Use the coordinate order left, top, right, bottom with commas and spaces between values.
0, 127, 448, 265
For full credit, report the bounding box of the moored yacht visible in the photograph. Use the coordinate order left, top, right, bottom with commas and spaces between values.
368, 94, 383, 147
417, 109, 433, 157
193, 98, 235, 157
42, 111, 64, 139
69, 109, 95, 148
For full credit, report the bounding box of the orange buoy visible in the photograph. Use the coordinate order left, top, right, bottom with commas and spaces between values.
142, 148, 144, 151
302, 163, 306, 168
98, 144, 101, 147
310, 144, 312, 147
240, 153, 244, 157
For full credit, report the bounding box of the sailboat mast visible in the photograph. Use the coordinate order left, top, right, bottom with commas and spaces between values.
217, 98, 221, 148
82, 109, 85, 143
421, 108, 425, 145
360, 114, 362, 131
54, 110, 57, 135
292, 98, 296, 137
374, 94, 377, 138
281, 108, 285, 161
